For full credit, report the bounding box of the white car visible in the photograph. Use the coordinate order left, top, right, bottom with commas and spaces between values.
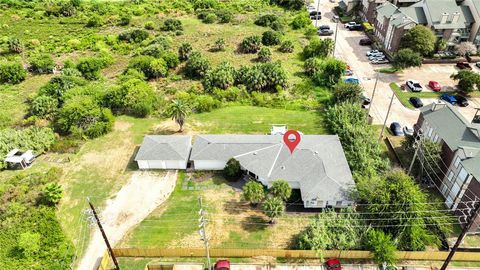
403, 126, 414, 136
406, 80, 423, 92
371, 59, 389, 64
366, 50, 382, 56
307, 5, 316, 11
368, 55, 385, 61
345, 21, 356, 28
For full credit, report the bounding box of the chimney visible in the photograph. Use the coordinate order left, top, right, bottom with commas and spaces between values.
441, 12, 449, 24
431, 101, 447, 111
452, 12, 460, 23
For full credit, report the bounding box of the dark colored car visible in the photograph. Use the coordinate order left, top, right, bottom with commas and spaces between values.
409, 97, 423, 108
456, 61, 473, 70
455, 95, 469, 107
359, 38, 373, 46
348, 24, 363, 31
325, 258, 342, 270
441, 93, 457, 105
309, 11, 322, 19
318, 29, 334, 36
318, 25, 330, 30
390, 122, 404, 136
214, 260, 230, 270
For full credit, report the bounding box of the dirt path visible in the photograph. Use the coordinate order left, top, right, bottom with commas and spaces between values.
76, 170, 177, 270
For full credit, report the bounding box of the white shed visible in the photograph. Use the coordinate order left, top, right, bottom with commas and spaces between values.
134, 135, 192, 170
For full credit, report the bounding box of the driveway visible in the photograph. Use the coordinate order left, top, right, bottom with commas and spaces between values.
310, 0, 480, 127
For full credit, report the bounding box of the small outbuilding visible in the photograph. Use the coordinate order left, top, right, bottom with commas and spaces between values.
5, 149, 35, 169
134, 135, 192, 169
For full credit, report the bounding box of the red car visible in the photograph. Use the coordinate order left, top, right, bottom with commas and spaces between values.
214, 260, 230, 270
428, 81, 441, 91
325, 258, 342, 270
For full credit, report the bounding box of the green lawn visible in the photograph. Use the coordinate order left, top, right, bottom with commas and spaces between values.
190, 106, 326, 134
389, 82, 442, 109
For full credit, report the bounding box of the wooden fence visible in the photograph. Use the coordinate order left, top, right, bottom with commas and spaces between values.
97, 251, 113, 270
111, 248, 480, 262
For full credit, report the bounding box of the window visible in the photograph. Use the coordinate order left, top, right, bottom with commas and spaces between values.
336, 201, 343, 206
428, 127, 433, 138
447, 170, 454, 182
441, 183, 448, 196
454, 156, 461, 168
450, 182, 461, 198
433, 134, 439, 143
456, 167, 469, 186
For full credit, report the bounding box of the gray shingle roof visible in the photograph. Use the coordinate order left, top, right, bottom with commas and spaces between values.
191, 135, 355, 203
135, 135, 191, 161
421, 0, 468, 29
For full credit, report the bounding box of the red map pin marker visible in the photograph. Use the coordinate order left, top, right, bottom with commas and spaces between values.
283, 130, 301, 154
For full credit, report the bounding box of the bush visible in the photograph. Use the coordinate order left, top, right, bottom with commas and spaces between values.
30, 95, 58, 119
76, 57, 108, 80
150, 35, 173, 50
243, 181, 265, 205
127, 56, 168, 79
118, 14, 132, 26
106, 78, 157, 117
86, 15, 103, 27
55, 96, 114, 138
303, 57, 322, 76
224, 158, 242, 180
144, 21, 155, 30
236, 61, 287, 92
262, 30, 282, 46
193, 0, 219, 10
311, 57, 347, 87
257, 47, 272, 62
303, 38, 335, 59
333, 83, 363, 103
393, 48, 422, 69
365, 230, 398, 266
0, 61, 27, 84
142, 44, 167, 58
271, 0, 303, 10
193, 95, 221, 112
162, 51, 180, 69
240, 35, 262, 53
7, 37, 24, 53
29, 54, 55, 74
203, 61, 236, 91
203, 13, 217, 24
212, 38, 226, 51
161, 18, 183, 31
255, 14, 279, 27
185, 51, 211, 78
178, 42, 193, 61
216, 9, 233, 23
38, 75, 85, 103
118, 29, 149, 43
279, 40, 294, 53
270, 179, 292, 201
290, 13, 310, 29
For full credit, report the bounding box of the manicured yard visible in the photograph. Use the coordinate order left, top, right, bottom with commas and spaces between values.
190, 106, 327, 134
390, 82, 442, 109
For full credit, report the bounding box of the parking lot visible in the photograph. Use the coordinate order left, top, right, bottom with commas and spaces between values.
310, 0, 480, 127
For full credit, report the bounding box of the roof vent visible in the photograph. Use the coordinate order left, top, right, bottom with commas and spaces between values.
441, 12, 449, 24
314, 151, 319, 155
253, 152, 257, 155
281, 166, 285, 170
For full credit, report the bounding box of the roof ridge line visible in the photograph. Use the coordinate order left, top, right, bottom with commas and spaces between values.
267, 144, 284, 178
233, 143, 282, 159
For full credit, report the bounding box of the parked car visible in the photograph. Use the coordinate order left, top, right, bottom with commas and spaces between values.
344, 77, 359, 84
368, 55, 385, 61
371, 59, 389, 64
390, 122, 404, 136
348, 24, 363, 31
409, 97, 423, 108
318, 29, 334, 36
455, 95, 469, 107
456, 61, 472, 70
476, 62, 480, 68
344, 21, 356, 28
318, 25, 330, 30
325, 258, 342, 270
441, 93, 457, 105
332, 15, 339, 22
309, 11, 322, 19
366, 50, 381, 56
403, 126, 414, 136
361, 95, 371, 109
359, 38, 373, 46
214, 260, 230, 270
406, 80, 423, 92
307, 5, 316, 11
428, 80, 441, 91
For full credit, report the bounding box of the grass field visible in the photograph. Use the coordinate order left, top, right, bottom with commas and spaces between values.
389, 82, 442, 109
190, 106, 326, 134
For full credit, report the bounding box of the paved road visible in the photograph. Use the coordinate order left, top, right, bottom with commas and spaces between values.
310, 0, 480, 128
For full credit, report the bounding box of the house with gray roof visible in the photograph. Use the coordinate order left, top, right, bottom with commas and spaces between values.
135, 135, 192, 169
190, 135, 355, 209
416, 102, 480, 232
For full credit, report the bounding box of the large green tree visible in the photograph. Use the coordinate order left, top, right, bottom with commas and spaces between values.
167, 99, 189, 132
400, 25, 436, 56
333, 83, 363, 103
242, 181, 265, 206
262, 196, 285, 223
365, 229, 397, 266
451, 70, 480, 93
269, 179, 292, 201
393, 48, 422, 69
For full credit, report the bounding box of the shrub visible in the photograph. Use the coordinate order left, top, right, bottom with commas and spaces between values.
142, 44, 167, 58
279, 40, 294, 53
333, 83, 363, 103
393, 48, 422, 69
0, 62, 27, 84
193, 95, 221, 112
312, 58, 347, 87
257, 47, 272, 62
7, 37, 23, 53
127, 56, 168, 79
303, 38, 335, 59
236, 62, 287, 92
203, 13, 217, 24
118, 29, 149, 43
255, 14, 278, 27
270, 179, 292, 201
178, 42, 193, 61
86, 15, 103, 27
193, 0, 219, 10
119, 14, 132, 26
224, 158, 242, 180
263, 196, 285, 223
240, 35, 262, 53
38, 75, 85, 103
59, 2, 76, 16
304, 57, 322, 76
262, 30, 282, 46
185, 51, 211, 78
212, 38, 226, 51
161, 18, 183, 31
162, 51, 180, 69
150, 35, 173, 50
42, 182, 63, 205
202, 61, 236, 91
271, 0, 303, 10
365, 230, 398, 266
30, 95, 58, 119
216, 9, 233, 23
76, 57, 108, 80
29, 54, 55, 74
290, 13, 310, 29
144, 21, 155, 30
243, 181, 265, 205
106, 78, 157, 117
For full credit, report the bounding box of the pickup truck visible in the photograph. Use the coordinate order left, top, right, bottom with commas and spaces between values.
456, 61, 472, 70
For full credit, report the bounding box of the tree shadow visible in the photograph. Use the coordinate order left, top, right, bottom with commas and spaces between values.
241, 214, 269, 232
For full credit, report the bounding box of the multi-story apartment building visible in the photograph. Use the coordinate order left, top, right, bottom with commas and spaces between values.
416, 103, 480, 232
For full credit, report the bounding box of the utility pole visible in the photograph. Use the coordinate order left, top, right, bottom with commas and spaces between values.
408, 133, 423, 175
367, 72, 379, 118
378, 94, 395, 143
441, 201, 480, 270
314, 0, 321, 28
87, 197, 120, 270
333, 21, 339, 57
199, 197, 211, 270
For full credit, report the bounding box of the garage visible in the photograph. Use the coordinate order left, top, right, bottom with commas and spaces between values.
134, 135, 192, 170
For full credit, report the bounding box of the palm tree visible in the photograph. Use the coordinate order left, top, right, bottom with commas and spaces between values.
167, 99, 189, 132
262, 196, 285, 224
